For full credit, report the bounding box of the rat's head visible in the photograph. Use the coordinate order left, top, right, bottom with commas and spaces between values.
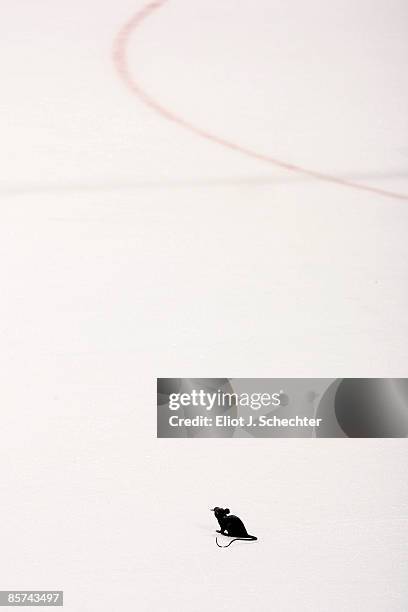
211, 507, 230, 519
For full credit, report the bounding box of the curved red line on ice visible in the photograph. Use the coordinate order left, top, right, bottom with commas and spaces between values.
113, 0, 408, 201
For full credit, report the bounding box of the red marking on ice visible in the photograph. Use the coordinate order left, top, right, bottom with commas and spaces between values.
113, 0, 408, 201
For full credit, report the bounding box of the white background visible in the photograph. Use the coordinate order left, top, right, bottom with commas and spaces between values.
1, 1, 407, 610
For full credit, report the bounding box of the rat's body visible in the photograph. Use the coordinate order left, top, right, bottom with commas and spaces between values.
211, 507, 257, 547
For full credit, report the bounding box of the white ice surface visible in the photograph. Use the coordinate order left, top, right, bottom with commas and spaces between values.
1, 1, 408, 610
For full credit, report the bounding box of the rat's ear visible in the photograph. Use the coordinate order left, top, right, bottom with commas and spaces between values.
225, 508, 230, 514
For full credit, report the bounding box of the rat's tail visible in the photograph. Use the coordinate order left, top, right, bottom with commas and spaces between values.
216, 535, 257, 547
